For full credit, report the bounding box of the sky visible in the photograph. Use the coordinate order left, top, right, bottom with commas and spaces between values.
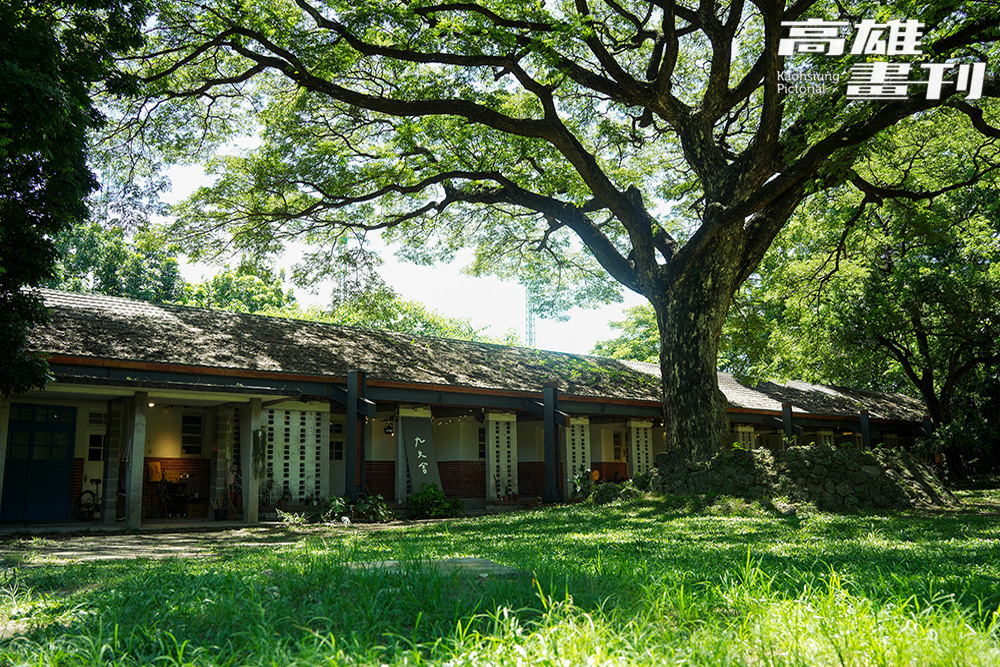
165, 165, 647, 356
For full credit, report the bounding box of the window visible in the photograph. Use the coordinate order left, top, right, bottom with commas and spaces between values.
612, 431, 628, 462
330, 421, 344, 461
87, 411, 107, 462
87, 433, 104, 462
10, 405, 32, 422
37, 408, 72, 423
478, 427, 486, 459
181, 414, 204, 455
8, 428, 30, 460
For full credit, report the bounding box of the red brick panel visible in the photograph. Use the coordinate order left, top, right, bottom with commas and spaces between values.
142, 457, 211, 518
71, 458, 85, 514
517, 461, 545, 499
438, 460, 486, 498
365, 460, 395, 500
594, 462, 628, 482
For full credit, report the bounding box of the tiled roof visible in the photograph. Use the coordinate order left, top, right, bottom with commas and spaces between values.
607, 358, 923, 421
30, 289, 925, 421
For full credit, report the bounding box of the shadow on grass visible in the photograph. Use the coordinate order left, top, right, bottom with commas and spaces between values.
349, 497, 1000, 609
4, 497, 1000, 664
4, 557, 531, 658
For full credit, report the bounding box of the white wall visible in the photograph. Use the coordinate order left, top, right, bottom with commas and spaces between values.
517, 421, 543, 462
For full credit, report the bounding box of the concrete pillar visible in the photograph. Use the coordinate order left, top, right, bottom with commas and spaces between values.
543, 383, 562, 503
211, 406, 235, 513
102, 399, 125, 524
124, 392, 147, 529
240, 398, 262, 523
239, 399, 262, 523
0, 397, 9, 519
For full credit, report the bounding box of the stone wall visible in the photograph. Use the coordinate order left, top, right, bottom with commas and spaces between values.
651, 444, 956, 510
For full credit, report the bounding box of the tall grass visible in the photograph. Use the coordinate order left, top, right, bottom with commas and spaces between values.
2, 495, 999, 665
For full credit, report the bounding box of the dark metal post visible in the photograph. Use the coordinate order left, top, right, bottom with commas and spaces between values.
345, 371, 359, 501
345, 371, 369, 501
781, 403, 794, 445
358, 373, 368, 497
543, 383, 561, 503
859, 409, 872, 449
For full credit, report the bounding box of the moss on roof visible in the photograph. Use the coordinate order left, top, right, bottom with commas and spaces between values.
30, 289, 924, 421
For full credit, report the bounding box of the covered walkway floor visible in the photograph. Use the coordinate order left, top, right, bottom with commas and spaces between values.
0, 521, 334, 565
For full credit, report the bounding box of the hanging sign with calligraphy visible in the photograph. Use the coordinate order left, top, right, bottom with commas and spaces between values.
398, 416, 443, 493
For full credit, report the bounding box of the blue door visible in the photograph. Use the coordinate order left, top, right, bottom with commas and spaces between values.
2, 404, 76, 521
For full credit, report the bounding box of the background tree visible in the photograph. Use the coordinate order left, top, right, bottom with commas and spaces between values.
46, 225, 515, 343
120, 0, 999, 457
716, 110, 999, 475
591, 305, 659, 364
323, 281, 521, 344
179, 262, 296, 313
595, 110, 1000, 477
48, 222, 185, 302
0, 0, 146, 395
740, 113, 999, 398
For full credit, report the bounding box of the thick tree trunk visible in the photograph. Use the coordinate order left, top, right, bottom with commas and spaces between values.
924, 398, 968, 482
651, 248, 742, 461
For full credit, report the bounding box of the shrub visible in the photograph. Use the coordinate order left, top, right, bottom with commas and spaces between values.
275, 508, 308, 525
618, 480, 642, 502
632, 470, 654, 491
590, 482, 623, 505
355, 494, 395, 523
320, 495, 349, 523
590, 480, 643, 505
570, 465, 596, 499
409, 483, 464, 519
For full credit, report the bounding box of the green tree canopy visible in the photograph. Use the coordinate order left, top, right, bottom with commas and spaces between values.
48, 222, 185, 302
116, 0, 1000, 457
736, 110, 1000, 416
591, 306, 660, 364
179, 263, 297, 313
0, 0, 147, 395
47, 226, 513, 344
324, 283, 520, 344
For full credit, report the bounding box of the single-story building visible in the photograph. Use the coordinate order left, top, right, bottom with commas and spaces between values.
0, 289, 927, 527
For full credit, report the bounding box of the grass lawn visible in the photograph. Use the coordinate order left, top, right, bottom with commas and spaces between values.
2, 493, 1000, 666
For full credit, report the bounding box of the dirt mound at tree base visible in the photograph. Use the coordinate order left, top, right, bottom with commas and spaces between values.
651, 445, 958, 510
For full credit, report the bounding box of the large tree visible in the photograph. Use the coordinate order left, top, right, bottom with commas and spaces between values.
0, 0, 147, 395
124, 0, 999, 457
726, 109, 1000, 415
725, 110, 1000, 475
